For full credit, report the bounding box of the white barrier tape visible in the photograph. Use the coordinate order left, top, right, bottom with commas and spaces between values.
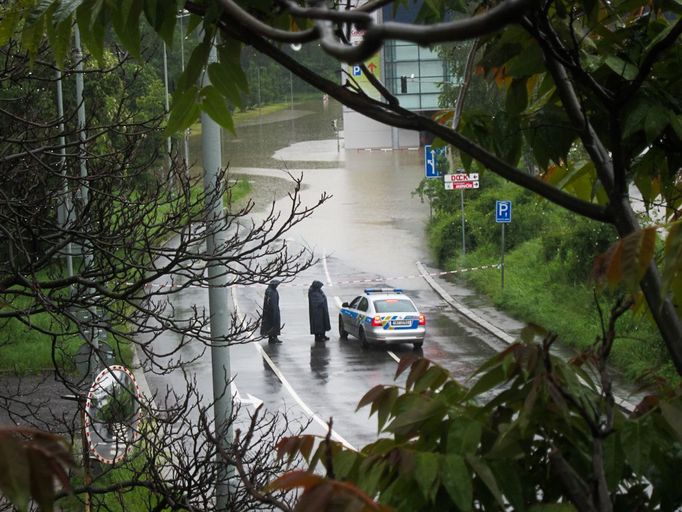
134, 264, 501, 290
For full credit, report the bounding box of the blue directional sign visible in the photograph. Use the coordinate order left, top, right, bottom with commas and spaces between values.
352, 65, 362, 77
424, 145, 444, 178
496, 200, 512, 223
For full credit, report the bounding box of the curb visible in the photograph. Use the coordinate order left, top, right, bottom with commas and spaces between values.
416, 261, 637, 412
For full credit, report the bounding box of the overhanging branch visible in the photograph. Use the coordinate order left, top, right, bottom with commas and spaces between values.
219, 19, 611, 223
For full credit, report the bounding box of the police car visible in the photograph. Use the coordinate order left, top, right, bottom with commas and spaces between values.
338, 288, 426, 349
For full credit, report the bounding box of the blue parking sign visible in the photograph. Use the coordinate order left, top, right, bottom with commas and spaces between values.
352, 65, 362, 76
496, 200, 512, 223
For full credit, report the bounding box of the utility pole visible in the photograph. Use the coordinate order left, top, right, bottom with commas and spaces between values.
55, 70, 74, 282
200, 37, 233, 509
162, 42, 172, 173
74, 26, 100, 360
179, 12, 190, 171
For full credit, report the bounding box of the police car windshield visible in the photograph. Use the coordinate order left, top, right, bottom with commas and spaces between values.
373, 299, 416, 313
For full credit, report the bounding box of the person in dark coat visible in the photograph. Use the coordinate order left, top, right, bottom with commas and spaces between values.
261, 280, 282, 343
308, 280, 331, 342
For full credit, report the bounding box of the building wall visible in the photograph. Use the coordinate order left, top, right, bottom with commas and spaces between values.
341, 0, 446, 150
343, 110, 420, 149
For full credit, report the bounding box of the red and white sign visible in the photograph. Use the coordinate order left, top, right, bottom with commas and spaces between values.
444, 173, 479, 182
445, 181, 479, 190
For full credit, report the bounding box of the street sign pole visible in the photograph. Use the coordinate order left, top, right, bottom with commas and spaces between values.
501, 223, 505, 289
495, 200, 512, 290
460, 189, 466, 258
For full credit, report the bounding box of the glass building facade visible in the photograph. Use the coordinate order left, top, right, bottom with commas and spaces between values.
384, 42, 447, 110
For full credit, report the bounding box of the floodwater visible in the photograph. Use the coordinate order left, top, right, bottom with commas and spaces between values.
144, 97, 642, 449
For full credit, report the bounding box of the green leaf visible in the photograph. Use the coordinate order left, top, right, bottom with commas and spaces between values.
441, 454, 472, 511
660, 400, 682, 443
491, 461, 525, 511
604, 55, 638, 80
332, 450, 358, 480
465, 363, 507, 399
447, 418, 482, 454
49, 18, 72, 66
506, 78, 528, 116
76, 0, 106, 64
376, 387, 398, 432
201, 85, 235, 133
357, 384, 386, 411
620, 418, 653, 474
0, 8, 21, 46
386, 398, 444, 434
110, 0, 141, 59
177, 39, 210, 92
603, 430, 625, 490
622, 98, 649, 139
164, 85, 200, 136
528, 504, 577, 511
504, 45, 545, 78
208, 62, 243, 108
54, 0, 82, 23
644, 105, 669, 143
414, 452, 440, 501
26, 0, 54, 27
465, 454, 505, 508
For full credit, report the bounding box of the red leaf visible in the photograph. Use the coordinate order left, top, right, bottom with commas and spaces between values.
267, 470, 323, 492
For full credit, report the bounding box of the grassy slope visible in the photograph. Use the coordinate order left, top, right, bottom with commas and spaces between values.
451, 239, 677, 382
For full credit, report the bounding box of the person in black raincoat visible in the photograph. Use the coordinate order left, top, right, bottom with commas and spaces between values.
308, 280, 331, 342
261, 280, 282, 343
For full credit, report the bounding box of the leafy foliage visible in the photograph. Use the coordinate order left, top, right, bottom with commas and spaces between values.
0, 426, 74, 512
276, 344, 682, 511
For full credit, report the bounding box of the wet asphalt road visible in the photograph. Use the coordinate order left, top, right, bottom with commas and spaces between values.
143, 99, 526, 448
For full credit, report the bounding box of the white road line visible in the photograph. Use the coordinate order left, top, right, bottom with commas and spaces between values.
322, 251, 333, 287
387, 351, 400, 363
230, 287, 355, 450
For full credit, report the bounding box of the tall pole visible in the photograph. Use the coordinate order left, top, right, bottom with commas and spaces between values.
460, 189, 466, 259
55, 70, 74, 282
200, 36, 233, 509
74, 26, 99, 362
162, 42, 172, 173
289, 71, 293, 110
74, 26, 88, 219
501, 223, 505, 290
179, 14, 190, 172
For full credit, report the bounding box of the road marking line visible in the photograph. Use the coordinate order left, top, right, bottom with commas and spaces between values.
231, 287, 355, 450
387, 351, 400, 363
327, 254, 403, 367
322, 251, 333, 287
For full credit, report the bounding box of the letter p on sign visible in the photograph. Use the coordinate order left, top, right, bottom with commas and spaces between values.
496, 201, 512, 223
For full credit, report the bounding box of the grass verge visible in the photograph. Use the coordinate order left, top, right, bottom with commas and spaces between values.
0, 180, 251, 374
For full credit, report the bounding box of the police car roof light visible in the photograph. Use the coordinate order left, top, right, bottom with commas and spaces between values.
365, 288, 403, 294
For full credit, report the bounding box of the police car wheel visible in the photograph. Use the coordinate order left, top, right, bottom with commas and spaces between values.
359, 329, 369, 348
338, 316, 348, 339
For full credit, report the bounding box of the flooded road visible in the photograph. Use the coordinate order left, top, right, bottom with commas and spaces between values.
144, 98, 633, 450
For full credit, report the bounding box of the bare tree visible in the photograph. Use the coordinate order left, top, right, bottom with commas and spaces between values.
0, 27, 327, 511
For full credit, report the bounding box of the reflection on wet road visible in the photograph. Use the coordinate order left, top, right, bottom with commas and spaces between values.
147, 98, 524, 449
